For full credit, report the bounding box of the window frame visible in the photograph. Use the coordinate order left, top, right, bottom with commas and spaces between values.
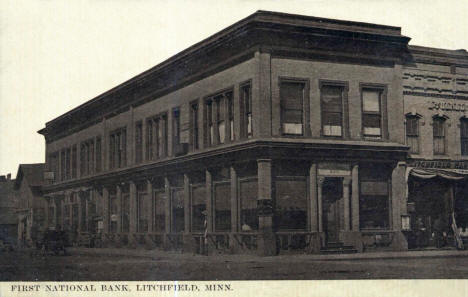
279, 77, 310, 137
190, 100, 199, 151
240, 80, 253, 139
433, 116, 447, 155
319, 80, 349, 138
360, 84, 388, 140
460, 117, 468, 156
405, 114, 421, 154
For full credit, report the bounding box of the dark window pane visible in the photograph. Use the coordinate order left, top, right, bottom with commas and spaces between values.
154, 190, 166, 232
171, 188, 184, 233
214, 183, 231, 232
240, 179, 258, 231
191, 185, 206, 232
275, 179, 307, 230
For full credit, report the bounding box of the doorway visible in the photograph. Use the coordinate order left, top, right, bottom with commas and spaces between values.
322, 177, 343, 243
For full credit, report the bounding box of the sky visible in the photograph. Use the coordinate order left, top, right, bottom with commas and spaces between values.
1, 0, 467, 177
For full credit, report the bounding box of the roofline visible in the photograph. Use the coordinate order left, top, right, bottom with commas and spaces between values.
39, 10, 408, 135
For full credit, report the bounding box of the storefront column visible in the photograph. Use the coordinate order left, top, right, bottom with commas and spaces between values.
343, 177, 351, 231
116, 185, 122, 233
308, 163, 321, 253
147, 180, 154, 233
102, 187, 109, 233
77, 192, 84, 232
257, 159, 276, 256
163, 177, 171, 249
205, 170, 213, 233
351, 165, 360, 231
229, 166, 241, 253
390, 161, 408, 251
183, 174, 194, 252
317, 176, 325, 233
62, 192, 69, 229
128, 181, 137, 248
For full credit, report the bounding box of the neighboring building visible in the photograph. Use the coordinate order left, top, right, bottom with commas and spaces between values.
403, 46, 468, 248
14, 164, 47, 247
0, 174, 18, 246
38, 11, 438, 255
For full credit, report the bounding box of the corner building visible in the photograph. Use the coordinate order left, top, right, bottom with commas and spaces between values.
39, 11, 411, 255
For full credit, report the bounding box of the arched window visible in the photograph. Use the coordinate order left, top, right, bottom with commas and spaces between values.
406, 115, 420, 154
461, 118, 468, 156
433, 117, 446, 155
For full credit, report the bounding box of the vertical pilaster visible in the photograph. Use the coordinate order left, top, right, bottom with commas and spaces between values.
116, 185, 122, 233
102, 187, 109, 233
129, 182, 137, 234
309, 163, 318, 232
254, 51, 272, 138
257, 159, 276, 256
390, 161, 408, 251
147, 180, 153, 233
230, 166, 238, 232
183, 174, 191, 233
317, 177, 325, 233
164, 177, 171, 234
343, 177, 351, 231
128, 106, 134, 165
205, 170, 213, 233
78, 192, 83, 232
351, 164, 360, 231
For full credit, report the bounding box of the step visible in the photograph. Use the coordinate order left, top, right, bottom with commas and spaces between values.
320, 248, 358, 254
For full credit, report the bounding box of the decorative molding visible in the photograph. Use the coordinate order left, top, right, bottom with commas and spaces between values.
403, 91, 468, 101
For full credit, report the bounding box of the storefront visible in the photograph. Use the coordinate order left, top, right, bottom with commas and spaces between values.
407, 166, 468, 249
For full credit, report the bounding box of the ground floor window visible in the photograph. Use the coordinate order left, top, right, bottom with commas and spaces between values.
359, 164, 390, 229
214, 182, 231, 232
191, 184, 206, 232
153, 189, 166, 232
171, 188, 184, 233
48, 206, 54, 226
275, 177, 307, 230
239, 178, 258, 231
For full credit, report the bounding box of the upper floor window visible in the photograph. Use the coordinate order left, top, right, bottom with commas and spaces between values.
48, 152, 59, 181
433, 117, 446, 155
95, 136, 102, 173
240, 82, 252, 138
280, 81, 304, 135
406, 115, 420, 154
71, 145, 77, 178
461, 118, 468, 156
109, 127, 127, 169
205, 89, 234, 147
80, 138, 95, 176
321, 85, 345, 137
190, 102, 199, 151
362, 88, 383, 139
173, 108, 180, 149
135, 121, 143, 164
146, 114, 167, 160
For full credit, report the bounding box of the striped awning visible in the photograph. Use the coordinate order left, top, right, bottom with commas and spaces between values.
409, 168, 468, 180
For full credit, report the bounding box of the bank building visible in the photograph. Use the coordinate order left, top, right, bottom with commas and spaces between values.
38, 11, 468, 255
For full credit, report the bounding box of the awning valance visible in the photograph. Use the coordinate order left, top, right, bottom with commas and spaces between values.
409, 167, 468, 181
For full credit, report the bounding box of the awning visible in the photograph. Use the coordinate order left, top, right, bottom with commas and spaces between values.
409, 167, 468, 181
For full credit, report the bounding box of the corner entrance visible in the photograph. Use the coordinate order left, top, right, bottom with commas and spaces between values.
322, 177, 343, 243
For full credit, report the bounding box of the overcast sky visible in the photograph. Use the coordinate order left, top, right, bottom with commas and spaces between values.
1, 0, 467, 177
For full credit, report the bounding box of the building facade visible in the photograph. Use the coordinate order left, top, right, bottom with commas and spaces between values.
0, 174, 18, 248
14, 164, 47, 248
403, 46, 468, 249
39, 11, 421, 255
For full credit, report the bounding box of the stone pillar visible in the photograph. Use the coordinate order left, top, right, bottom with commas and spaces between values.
128, 181, 137, 248
343, 177, 351, 231
257, 159, 276, 256
102, 187, 109, 233
229, 166, 241, 253
205, 170, 213, 233
116, 185, 122, 233
253, 51, 272, 138
390, 161, 408, 251
351, 164, 360, 231
163, 177, 171, 250
147, 180, 154, 233
317, 176, 325, 233
308, 163, 321, 253
77, 192, 83, 233
183, 174, 194, 252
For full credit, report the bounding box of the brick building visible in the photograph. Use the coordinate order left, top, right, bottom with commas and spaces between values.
38, 11, 420, 255
403, 46, 468, 248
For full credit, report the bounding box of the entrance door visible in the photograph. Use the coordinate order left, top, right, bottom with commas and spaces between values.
322, 177, 343, 243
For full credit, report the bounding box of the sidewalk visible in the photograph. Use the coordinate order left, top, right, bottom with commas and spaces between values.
67, 246, 468, 263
